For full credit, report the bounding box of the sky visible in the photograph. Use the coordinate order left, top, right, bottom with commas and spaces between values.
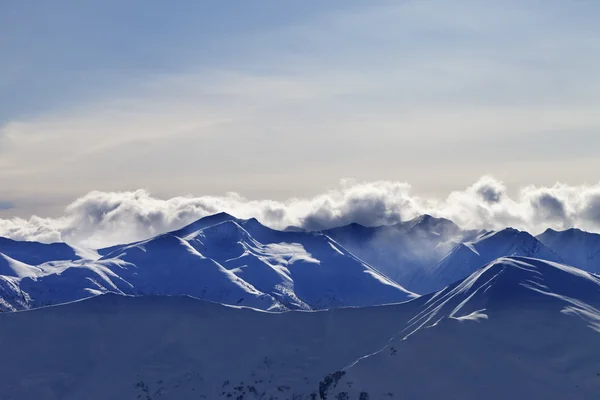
1, 0, 600, 245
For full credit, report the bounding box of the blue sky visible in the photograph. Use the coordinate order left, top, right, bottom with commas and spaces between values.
1, 0, 600, 218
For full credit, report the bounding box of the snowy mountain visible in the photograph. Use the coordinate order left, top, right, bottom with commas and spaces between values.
411, 227, 562, 294
538, 228, 600, 273
1, 257, 599, 399
326, 257, 600, 399
0, 213, 415, 312
6, 211, 600, 313
323, 214, 479, 292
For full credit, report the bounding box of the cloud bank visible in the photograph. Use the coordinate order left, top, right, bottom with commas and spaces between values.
2, 176, 600, 248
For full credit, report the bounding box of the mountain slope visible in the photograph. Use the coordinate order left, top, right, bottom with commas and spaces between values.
538, 228, 600, 273
99, 233, 283, 310
323, 214, 480, 292
412, 228, 562, 294
168, 217, 416, 309
327, 256, 600, 399
1, 257, 599, 399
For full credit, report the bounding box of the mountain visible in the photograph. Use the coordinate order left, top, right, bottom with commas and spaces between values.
0, 214, 415, 312
1, 257, 599, 399
538, 228, 600, 273
323, 214, 480, 292
326, 256, 600, 399
411, 227, 562, 294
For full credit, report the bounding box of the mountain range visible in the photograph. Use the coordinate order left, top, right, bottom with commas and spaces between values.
2, 212, 600, 312
0, 213, 416, 312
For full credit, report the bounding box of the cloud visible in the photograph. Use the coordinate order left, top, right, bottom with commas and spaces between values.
529, 192, 568, 223
0, 216, 64, 243
472, 176, 506, 204
2, 176, 600, 248
581, 193, 600, 225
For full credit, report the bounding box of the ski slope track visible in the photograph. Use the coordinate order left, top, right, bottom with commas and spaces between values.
0, 257, 599, 399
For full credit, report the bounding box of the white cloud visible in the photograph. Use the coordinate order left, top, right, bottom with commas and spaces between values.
2, 176, 600, 248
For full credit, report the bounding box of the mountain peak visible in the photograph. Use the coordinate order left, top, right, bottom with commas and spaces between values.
171, 212, 239, 237
442, 256, 600, 311
540, 227, 559, 235
403, 255, 600, 341
211, 211, 237, 219
537, 227, 600, 274
409, 213, 434, 223
404, 214, 461, 236
475, 227, 520, 241
414, 227, 562, 295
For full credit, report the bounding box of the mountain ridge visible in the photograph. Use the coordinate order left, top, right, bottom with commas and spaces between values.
0, 213, 416, 312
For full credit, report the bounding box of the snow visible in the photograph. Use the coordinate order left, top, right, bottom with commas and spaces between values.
1, 256, 599, 399
0, 253, 43, 278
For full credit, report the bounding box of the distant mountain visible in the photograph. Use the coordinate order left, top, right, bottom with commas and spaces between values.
0, 213, 415, 311
323, 214, 480, 291
411, 228, 562, 294
2, 256, 599, 399
0, 237, 81, 264
538, 228, 600, 273
7, 211, 600, 313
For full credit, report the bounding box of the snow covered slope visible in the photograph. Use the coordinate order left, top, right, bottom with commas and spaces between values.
0, 213, 415, 311
1, 257, 599, 399
538, 228, 600, 273
327, 257, 600, 399
412, 228, 562, 294
323, 214, 480, 292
